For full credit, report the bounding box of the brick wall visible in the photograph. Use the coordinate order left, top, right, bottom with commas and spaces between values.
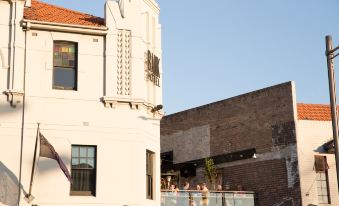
161, 82, 296, 155
161, 81, 302, 206
222, 159, 301, 206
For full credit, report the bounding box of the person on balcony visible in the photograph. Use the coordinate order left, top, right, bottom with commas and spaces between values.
201, 183, 209, 206
216, 184, 222, 191
183, 181, 190, 190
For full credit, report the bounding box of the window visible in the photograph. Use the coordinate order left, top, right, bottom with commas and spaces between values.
53, 41, 77, 90
315, 155, 330, 204
146, 150, 155, 199
71, 145, 96, 196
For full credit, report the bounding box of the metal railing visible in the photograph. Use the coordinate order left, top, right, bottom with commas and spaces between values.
161, 190, 257, 206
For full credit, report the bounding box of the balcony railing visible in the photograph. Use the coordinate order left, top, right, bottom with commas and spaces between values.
161, 190, 257, 206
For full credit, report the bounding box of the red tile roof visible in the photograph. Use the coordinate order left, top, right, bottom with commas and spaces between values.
297, 103, 334, 121
24, 0, 105, 27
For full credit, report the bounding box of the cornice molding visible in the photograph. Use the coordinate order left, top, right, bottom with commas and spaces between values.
22, 20, 108, 36
102, 96, 164, 119
143, 0, 160, 14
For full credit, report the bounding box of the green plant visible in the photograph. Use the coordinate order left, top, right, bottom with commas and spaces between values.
204, 158, 217, 190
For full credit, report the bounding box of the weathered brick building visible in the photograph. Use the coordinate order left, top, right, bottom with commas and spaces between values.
161, 81, 339, 206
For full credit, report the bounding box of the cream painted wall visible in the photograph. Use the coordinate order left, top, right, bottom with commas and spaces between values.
0, 0, 162, 205
297, 120, 339, 206
0, 1, 12, 89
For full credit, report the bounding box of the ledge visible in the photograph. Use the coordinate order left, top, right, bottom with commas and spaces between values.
3, 89, 24, 107
101, 96, 164, 118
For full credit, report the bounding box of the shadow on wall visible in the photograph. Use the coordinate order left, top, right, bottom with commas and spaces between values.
37, 155, 70, 174
0, 102, 23, 114
0, 162, 27, 206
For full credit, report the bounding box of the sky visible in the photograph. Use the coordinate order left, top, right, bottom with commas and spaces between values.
42, 0, 339, 115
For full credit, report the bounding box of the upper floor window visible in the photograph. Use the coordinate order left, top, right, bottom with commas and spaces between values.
146, 150, 155, 199
53, 41, 77, 90
71, 145, 96, 196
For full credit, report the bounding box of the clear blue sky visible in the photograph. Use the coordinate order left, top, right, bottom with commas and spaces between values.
43, 0, 339, 114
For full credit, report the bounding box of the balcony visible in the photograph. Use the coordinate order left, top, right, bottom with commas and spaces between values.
161, 190, 257, 206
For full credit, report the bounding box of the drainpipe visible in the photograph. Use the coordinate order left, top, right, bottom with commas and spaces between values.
9, 0, 17, 89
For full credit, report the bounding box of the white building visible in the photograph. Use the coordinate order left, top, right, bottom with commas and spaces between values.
297, 103, 339, 206
0, 0, 163, 205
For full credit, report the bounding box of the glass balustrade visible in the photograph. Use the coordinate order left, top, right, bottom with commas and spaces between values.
161, 190, 256, 206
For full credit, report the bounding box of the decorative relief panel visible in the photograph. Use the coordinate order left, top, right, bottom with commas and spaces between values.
117, 30, 131, 96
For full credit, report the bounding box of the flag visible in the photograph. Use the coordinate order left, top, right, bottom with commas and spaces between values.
39, 132, 72, 183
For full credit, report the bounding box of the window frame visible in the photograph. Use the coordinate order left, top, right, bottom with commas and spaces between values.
315, 155, 331, 204
52, 41, 78, 91
70, 145, 97, 196
146, 150, 155, 200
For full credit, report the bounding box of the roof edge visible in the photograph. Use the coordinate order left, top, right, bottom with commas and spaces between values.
22, 20, 108, 36
164, 81, 293, 117
23, 19, 108, 30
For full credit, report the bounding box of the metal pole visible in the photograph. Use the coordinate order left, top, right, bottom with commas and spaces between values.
25, 123, 40, 202
326, 35, 339, 191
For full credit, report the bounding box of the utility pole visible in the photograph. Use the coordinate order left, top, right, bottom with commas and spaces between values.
325, 35, 339, 191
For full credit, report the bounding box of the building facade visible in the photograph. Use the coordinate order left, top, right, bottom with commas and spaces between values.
297, 104, 339, 206
161, 81, 339, 206
0, 0, 163, 206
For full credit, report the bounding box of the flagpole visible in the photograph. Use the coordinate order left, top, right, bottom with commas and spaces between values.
25, 123, 40, 202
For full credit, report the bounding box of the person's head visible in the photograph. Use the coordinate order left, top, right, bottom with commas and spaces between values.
217, 184, 222, 191
196, 184, 201, 190
170, 184, 175, 190
183, 181, 190, 190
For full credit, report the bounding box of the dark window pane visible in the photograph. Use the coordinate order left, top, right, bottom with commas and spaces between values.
71, 169, 95, 195
53, 67, 76, 89
146, 150, 154, 199
147, 175, 152, 197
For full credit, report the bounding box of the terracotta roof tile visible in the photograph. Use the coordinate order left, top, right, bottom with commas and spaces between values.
297, 103, 336, 121
24, 0, 105, 27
